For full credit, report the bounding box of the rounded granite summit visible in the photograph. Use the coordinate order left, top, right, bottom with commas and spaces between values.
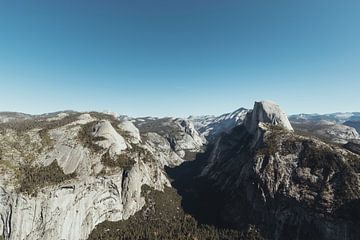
244, 100, 293, 133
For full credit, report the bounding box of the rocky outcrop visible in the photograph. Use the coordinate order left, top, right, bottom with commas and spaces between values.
170, 119, 205, 158
0, 112, 32, 123
189, 108, 248, 142
292, 120, 360, 144
1, 103, 359, 240
134, 117, 206, 159
344, 121, 360, 135
243, 100, 293, 134
0, 112, 183, 240
117, 120, 141, 144
0, 163, 169, 240
40, 123, 93, 175
201, 101, 360, 240
92, 120, 128, 156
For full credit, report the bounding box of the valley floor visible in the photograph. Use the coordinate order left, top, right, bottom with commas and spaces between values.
88, 150, 263, 240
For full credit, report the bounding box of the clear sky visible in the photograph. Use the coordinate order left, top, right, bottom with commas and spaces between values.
0, 0, 359, 117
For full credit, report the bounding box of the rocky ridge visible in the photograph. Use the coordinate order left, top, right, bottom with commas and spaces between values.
0, 111, 204, 240
189, 107, 248, 142
200, 101, 360, 240
0, 101, 359, 240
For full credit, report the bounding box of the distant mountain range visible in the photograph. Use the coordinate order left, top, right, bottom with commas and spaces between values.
289, 112, 360, 123
0, 103, 360, 240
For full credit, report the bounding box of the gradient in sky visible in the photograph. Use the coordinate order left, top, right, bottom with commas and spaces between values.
0, 0, 359, 117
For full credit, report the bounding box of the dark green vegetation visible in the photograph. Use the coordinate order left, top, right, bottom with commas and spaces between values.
129, 143, 154, 163
17, 161, 76, 196
297, 141, 360, 210
183, 124, 360, 240
257, 125, 287, 156
100, 144, 154, 172
259, 127, 360, 213
88, 185, 263, 240
0, 113, 83, 154
0, 112, 81, 134
134, 117, 178, 136
79, 119, 153, 170
134, 118, 192, 151
100, 150, 136, 171
87, 112, 132, 139
38, 128, 54, 151
77, 121, 106, 153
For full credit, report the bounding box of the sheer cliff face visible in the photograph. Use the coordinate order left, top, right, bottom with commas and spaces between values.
0, 112, 204, 240
202, 101, 360, 240
243, 100, 293, 134
1, 102, 359, 240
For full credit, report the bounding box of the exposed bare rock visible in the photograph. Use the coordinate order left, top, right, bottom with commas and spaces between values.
1, 104, 359, 240
92, 120, 127, 156
244, 100, 293, 134
134, 117, 206, 159
143, 132, 184, 167
189, 108, 248, 142
0, 112, 184, 240
344, 121, 360, 135
68, 113, 95, 125
0, 112, 32, 123
40, 124, 93, 175
292, 120, 360, 144
118, 120, 141, 144
201, 101, 360, 240
0, 163, 169, 240
46, 112, 69, 122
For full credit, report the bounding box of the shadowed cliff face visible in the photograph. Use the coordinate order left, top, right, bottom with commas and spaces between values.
1, 102, 360, 240
165, 147, 226, 227
344, 141, 360, 155
167, 101, 360, 240
0, 111, 208, 240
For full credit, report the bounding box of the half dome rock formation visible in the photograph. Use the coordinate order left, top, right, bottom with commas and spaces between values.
0, 101, 359, 240
201, 101, 360, 240
244, 100, 293, 134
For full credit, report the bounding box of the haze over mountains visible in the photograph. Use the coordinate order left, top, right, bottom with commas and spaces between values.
0, 101, 359, 240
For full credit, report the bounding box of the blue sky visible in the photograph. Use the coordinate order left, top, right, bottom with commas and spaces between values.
0, 1, 359, 117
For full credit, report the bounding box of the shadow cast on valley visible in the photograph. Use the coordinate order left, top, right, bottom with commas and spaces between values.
165, 148, 360, 240
165, 148, 229, 228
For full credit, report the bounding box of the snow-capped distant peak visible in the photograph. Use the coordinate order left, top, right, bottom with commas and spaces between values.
189, 107, 249, 142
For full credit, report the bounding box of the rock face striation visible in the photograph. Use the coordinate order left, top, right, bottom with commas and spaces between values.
243, 100, 293, 133
0, 112, 205, 240
92, 120, 128, 156
189, 107, 248, 142
134, 117, 205, 159
201, 101, 360, 240
0, 101, 359, 240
